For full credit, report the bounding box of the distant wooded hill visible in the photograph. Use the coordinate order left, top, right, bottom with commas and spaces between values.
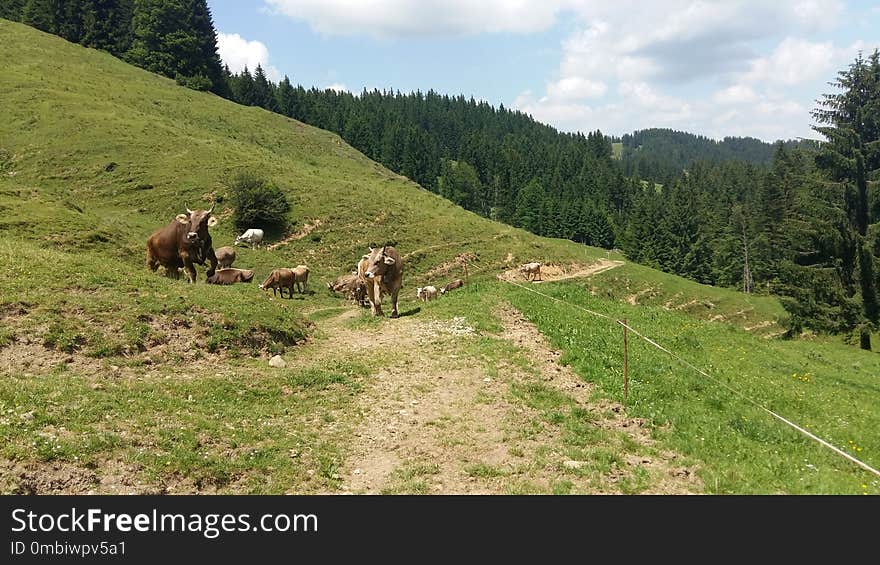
614, 128, 820, 182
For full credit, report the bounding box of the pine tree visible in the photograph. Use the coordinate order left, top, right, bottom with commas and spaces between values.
21, 0, 62, 34
232, 67, 256, 106
126, 0, 226, 94
805, 51, 880, 350
81, 0, 134, 55
0, 0, 25, 20
252, 64, 277, 111
276, 76, 295, 116
513, 178, 546, 235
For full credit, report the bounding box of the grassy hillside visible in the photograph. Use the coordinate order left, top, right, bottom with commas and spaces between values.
1, 20, 877, 494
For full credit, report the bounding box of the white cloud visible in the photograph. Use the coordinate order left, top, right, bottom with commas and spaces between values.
713, 85, 759, 105
217, 32, 283, 82
743, 37, 836, 86
510, 0, 860, 141
264, 0, 563, 38
325, 83, 349, 93
546, 76, 606, 101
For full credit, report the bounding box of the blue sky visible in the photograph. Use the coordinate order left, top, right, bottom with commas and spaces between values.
207, 1, 880, 142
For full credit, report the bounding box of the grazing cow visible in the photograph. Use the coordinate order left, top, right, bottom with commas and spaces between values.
206, 268, 254, 285
259, 268, 296, 298
416, 285, 438, 302
519, 262, 542, 281
440, 279, 464, 295
215, 246, 236, 269
234, 228, 264, 248
359, 246, 404, 318
146, 204, 218, 284
292, 265, 309, 294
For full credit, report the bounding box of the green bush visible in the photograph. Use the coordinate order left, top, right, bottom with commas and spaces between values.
227, 171, 291, 233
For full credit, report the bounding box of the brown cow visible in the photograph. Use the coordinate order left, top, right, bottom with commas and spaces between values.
359, 246, 404, 318
206, 268, 254, 285
146, 204, 218, 283
215, 246, 236, 269
440, 278, 464, 295
259, 268, 295, 298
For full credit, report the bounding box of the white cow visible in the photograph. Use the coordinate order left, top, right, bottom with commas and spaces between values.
234, 228, 264, 248
519, 262, 542, 281
417, 285, 439, 302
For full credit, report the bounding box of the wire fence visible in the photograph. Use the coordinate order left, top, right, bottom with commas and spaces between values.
503, 278, 880, 479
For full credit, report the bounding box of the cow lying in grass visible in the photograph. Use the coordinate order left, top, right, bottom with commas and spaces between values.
440, 279, 464, 295
206, 268, 254, 285
327, 273, 368, 306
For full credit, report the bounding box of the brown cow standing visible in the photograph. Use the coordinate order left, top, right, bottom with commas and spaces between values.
146, 205, 218, 283
259, 268, 296, 298
360, 246, 404, 318
206, 268, 254, 285
215, 246, 236, 269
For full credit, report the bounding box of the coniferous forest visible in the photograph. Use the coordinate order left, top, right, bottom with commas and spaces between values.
3, 1, 879, 349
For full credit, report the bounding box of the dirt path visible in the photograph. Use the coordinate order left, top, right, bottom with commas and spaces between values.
498, 259, 624, 284
309, 299, 700, 494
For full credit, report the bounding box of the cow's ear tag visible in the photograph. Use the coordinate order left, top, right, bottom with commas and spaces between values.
208, 216, 218, 227
384, 256, 396, 265
175, 214, 189, 224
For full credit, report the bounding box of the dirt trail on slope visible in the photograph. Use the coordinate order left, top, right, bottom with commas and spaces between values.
498, 259, 624, 284
311, 300, 699, 495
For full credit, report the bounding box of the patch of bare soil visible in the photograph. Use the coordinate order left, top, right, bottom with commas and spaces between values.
628, 287, 659, 305
498, 259, 624, 284
0, 459, 211, 495
314, 299, 698, 494
266, 218, 324, 250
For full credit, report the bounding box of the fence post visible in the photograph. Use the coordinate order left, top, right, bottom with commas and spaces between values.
622, 318, 628, 403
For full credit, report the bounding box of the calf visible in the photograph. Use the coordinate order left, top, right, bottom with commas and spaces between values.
440, 278, 464, 295
206, 268, 254, 285
519, 262, 542, 281
215, 246, 236, 269
416, 285, 438, 302
259, 268, 295, 298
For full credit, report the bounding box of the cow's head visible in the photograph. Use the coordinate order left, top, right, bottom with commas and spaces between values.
363, 246, 396, 280
176, 204, 217, 245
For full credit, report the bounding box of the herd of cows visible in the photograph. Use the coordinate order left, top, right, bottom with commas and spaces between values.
145, 206, 542, 317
